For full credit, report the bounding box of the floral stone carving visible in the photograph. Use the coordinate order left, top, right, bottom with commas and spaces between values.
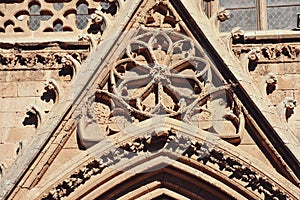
77, 28, 245, 148
42, 131, 291, 200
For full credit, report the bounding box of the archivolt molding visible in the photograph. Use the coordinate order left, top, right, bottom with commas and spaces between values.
40, 129, 298, 200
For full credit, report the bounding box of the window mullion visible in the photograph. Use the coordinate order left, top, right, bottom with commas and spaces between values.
256, 0, 268, 30
210, 0, 219, 18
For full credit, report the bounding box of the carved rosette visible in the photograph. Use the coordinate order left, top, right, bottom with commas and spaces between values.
109, 30, 210, 118
78, 29, 244, 147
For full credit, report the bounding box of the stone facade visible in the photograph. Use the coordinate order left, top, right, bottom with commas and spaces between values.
0, 0, 299, 199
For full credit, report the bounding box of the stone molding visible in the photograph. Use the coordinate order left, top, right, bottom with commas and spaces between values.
41, 130, 297, 199
233, 44, 300, 63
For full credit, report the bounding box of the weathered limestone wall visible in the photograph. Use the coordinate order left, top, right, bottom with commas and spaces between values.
233, 43, 300, 141
0, 45, 89, 176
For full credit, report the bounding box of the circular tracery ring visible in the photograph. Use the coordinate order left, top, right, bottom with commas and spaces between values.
77, 29, 245, 147
107, 29, 213, 118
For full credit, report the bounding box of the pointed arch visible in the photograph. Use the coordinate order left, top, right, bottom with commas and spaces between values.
36, 126, 299, 200
67, 153, 256, 200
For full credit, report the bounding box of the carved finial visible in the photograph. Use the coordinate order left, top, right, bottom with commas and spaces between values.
61, 56, 71, 66
43, 79, 60, 103
88, 9, 106, 34
241, 48, 260, 73
284, 97, 297, 110
265, 73, 277, 95
247, 48, 260, 72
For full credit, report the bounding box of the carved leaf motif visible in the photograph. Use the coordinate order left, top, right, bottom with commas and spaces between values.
42, 133, 290, 200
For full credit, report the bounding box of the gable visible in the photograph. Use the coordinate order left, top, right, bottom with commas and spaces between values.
1, 0, 299, 199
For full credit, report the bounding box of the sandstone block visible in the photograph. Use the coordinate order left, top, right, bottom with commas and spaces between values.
0, 82, 17, 97
1, 97, 35, 112
0, 112, 16, 128
17, 82, 45, 97
0, 98, 16, 112
0, 143, 17, 159
267, 89, 293, 106
277, 75, 299, 90
5, 71, 45, 82
277, 62, 300, 75
5, 127, 35, 143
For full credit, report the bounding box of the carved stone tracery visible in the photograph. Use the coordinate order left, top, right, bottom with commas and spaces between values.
135, 1, 180, 31
0, 49, 88, 69
77, 28, 245, 148
233, 44, 300, 62
0, 0, 123, 35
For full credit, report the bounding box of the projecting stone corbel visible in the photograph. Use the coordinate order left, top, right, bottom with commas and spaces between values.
278, 97, 297, 125
78, 34, 98, 51
231, 27, 244, 46
265, 73, 277, 95
241, 48, 260, 73
258, 72, 278, 97
22, 105, 42, 129
61, 54, 81, 82
88, 9, 110, 35
283, 97, 297, 122
210, 7, 230, 30
223, 27, 244, 51
41, 79, 60, 103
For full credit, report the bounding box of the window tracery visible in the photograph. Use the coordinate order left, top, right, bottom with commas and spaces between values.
0, 0, 124, 35
76, 2, 89, 29
217, 0, 300, 31
77, 28, 245, 148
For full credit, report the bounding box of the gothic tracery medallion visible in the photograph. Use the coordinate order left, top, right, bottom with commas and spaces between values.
78, 28, 244, 148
